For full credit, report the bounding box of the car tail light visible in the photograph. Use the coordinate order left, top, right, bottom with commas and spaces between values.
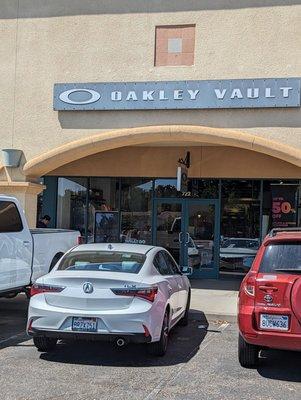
111, 287, 158, 302
30, 284, 65, 297
243, 272, 256, 298
77, 236, 85, 245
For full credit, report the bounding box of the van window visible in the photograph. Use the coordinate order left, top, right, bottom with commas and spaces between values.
260, 242, 301, 273
0, 201, 23, 232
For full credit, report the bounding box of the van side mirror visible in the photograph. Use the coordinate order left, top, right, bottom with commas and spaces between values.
180, 266, 193, 276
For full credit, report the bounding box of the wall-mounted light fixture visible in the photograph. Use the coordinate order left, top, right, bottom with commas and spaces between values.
2, 149, 23, 167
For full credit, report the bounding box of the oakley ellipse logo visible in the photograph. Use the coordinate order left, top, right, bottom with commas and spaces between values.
83, 282, 94, 294
59, 89, 101, 105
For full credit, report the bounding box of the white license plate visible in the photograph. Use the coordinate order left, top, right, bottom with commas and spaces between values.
260, 314, 289, 331
72, 317, 98, 332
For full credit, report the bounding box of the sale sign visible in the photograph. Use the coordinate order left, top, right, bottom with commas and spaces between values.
271, 185, 297, 228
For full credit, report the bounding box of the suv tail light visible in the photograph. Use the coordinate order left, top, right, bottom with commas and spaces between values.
30, 284, 65, 297
111, 287, 158, 302
242, 272, 256, 298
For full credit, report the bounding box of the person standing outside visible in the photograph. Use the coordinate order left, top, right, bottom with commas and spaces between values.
37, 215, 51, 228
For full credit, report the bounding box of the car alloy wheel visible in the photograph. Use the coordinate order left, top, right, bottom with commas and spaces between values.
148, 309, 169, 356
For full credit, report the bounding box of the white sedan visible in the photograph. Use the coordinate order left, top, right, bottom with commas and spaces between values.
27, 243, 191, 356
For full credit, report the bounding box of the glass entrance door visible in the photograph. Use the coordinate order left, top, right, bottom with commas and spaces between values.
154, 200, 184, 266
183, 200, 219, 278
154, 199, 220, 278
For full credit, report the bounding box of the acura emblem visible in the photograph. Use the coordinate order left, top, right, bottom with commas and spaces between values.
264, 294, 273, 303
83, 282, 94, 294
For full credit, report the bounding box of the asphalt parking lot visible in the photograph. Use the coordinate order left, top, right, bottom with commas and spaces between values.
1, 295, 301, 400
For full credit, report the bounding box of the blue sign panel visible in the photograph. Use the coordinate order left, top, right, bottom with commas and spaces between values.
53, 78, 301, 111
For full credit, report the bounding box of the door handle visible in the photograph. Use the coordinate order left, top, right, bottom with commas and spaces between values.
179, 232, 183, 243
167, 284, 172, 294
23, 241, 31, 246
185, 232, 190, 244
259, 285, 278, 292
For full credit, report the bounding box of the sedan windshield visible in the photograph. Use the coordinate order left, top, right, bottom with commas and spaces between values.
260, 242, 301, 273
58, 251, 146, 274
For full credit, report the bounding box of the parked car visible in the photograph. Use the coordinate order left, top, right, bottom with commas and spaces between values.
27, 243, 191, 356
238, 228, 301, 367
0, 195, 80, 298
220, 238, 259, 272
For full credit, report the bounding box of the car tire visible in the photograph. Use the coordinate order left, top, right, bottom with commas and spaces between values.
147, 310, 169, 357
238, 334, 259, 368
33, 336, 57, 352
178, 290, 190, 327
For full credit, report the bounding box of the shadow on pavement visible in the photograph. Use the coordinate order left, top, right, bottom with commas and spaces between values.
0, 294, 30, 349
257, 349, 301, 383
40, 311, 208, 367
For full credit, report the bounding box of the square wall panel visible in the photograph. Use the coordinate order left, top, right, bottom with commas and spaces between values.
168, 38, 182, 53
155, 25, 195, 66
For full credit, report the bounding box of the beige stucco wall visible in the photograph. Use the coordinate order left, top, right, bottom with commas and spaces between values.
0, 0, 301, 169
49, 145, 301, 179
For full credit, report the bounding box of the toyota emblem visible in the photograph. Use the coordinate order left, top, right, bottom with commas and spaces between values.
83, 282, 94, 294
264, 294, 273, 303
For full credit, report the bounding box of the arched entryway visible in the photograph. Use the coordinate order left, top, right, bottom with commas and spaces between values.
26, 125, 301, 279
23, 125, 301, 177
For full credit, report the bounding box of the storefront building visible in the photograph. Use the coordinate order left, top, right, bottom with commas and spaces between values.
1, 2, 301, 278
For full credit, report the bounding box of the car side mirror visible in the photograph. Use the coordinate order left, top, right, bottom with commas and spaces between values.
180, 266, 193, 276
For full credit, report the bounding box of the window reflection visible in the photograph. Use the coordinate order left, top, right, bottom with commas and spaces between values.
220, 180, 260, 274
120, 178, 152, 245
57, 177, 87, 237
155, 202, 182, 264
188, 179, 218, 198
155, 179, 179, 197
88, 178, 119, 242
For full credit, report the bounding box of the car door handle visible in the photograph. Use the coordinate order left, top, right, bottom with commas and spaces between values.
167, 284, 172, 294
259, 285, 278, 292
179, 232, 183, 243
23, 241, 31, 246
185, 232, 190, 244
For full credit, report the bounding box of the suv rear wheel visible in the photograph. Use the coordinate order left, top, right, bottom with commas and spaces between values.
238, 334, 259, 368
33, 337, 57, 352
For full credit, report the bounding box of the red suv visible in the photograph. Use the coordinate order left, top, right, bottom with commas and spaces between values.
238, 228, 301, 367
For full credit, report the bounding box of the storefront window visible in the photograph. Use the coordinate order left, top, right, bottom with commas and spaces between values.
120, 178, 153, 245
57, 177, 88, 237
297, 183, 301, 227
88, 178, 119, 242
262, 180, 299, 238
188, 179, 219, 198
155, 179, 179, 198
220, 180, 261, 274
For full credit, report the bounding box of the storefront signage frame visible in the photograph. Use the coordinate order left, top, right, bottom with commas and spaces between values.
53, 78, 301, 111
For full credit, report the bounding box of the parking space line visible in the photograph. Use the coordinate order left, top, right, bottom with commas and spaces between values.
143, 321, 230, 400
